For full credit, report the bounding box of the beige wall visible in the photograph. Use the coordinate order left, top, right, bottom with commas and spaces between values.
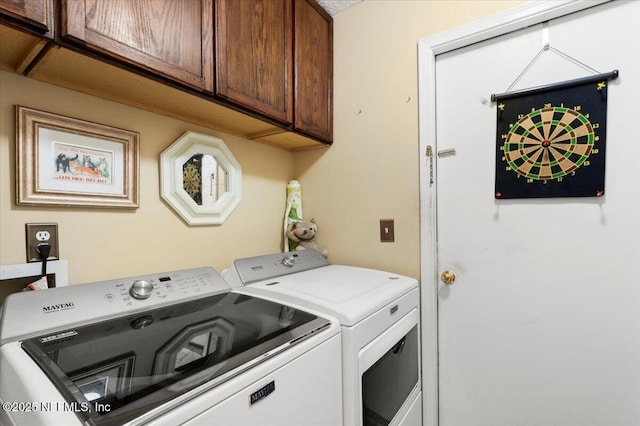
0, 71, 293, 284
295, 0, 529, 279
0, 1, 528, 285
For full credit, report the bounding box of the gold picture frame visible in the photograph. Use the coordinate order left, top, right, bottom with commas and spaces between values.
16, 106, 139, 208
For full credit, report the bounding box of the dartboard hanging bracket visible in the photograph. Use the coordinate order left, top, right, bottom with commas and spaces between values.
491, 70, 619, 103
493, 70, 618, 200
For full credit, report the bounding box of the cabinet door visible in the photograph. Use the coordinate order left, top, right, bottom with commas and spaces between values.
0, 0, 53, 35
294, 0, 332, 142
215, 0, 293, 124
61, 0, 213, 91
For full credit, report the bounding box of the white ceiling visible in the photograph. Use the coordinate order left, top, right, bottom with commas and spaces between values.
316, 0, 362, 16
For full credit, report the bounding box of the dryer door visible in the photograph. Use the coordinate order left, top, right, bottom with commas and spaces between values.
360, 309, 420, 426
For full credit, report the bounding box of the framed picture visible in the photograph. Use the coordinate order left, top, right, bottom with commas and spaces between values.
16, 106, 139, 208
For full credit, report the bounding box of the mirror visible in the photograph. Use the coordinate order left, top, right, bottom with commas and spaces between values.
182, 153, 228, 206
160, 131, 241, 225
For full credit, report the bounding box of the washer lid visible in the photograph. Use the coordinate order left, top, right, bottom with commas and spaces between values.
20, 291, 333, 426
246, 265, 418, 326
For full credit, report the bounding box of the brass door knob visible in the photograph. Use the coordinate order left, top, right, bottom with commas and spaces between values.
441, 270, 456, 285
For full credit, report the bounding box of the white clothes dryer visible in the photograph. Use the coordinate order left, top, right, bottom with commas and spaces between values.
225, 250, 422, 426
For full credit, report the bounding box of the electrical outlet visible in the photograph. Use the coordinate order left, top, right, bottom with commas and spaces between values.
26, 223, 59, 262
380, 219, 395, 242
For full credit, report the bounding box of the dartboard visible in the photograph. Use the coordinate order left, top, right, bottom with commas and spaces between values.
182, 155, 203, 205
494, 76, 610, 199
504, 106, 596, 181
183, 163, 201, 197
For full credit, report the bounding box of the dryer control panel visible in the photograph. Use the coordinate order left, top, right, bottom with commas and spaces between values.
226, 250, 331, 285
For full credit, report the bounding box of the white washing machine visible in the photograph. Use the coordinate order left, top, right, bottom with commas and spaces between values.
0, 267, 343, 426
225, 250, 422, 426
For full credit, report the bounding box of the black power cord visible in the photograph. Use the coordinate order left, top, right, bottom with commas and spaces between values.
37, 243, 51, 278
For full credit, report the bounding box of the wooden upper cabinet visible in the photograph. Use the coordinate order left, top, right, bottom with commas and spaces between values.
0, 0, 54, 35
294, 0, 332, 142
1, 0, 333, 148
61, 0, 214, 92
215, 0, 293, 124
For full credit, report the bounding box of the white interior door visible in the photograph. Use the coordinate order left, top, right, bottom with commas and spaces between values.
420, 1, 640, 425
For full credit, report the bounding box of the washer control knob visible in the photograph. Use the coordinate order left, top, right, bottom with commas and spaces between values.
130, 280, 153, 300
282, 254, 297, 267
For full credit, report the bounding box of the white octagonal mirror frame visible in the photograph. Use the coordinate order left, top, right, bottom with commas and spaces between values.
160, 131, 242, 225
